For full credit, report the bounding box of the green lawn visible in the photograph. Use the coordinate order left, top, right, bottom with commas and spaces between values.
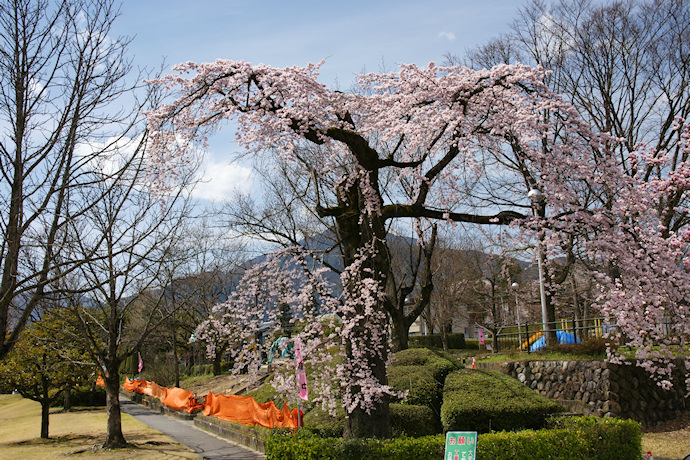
0, 394, 195, 459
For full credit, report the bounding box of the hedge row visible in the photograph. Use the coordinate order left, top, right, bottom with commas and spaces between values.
409, 333, 466, 349
265, 417, 641, 460
303, 403, 440, 438
477, 417, 642, 460
49, 385, 106, 408
441, 369, 564, 433
265, 430, 443, 460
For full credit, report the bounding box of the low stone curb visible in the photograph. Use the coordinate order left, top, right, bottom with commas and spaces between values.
120, 390, 267, 454
194, 414, 267, 454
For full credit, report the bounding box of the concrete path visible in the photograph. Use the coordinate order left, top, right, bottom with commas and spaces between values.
120, 399, 265, 459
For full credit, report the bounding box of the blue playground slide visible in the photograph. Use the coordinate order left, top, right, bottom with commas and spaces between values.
529, 330, 580, 352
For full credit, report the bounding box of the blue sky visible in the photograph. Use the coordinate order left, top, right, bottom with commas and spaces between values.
114, 0, 530, 201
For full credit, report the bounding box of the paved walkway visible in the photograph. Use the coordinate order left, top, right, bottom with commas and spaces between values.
120, 399, 265, 459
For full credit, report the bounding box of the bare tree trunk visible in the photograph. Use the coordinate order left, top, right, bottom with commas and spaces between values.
172, 324, 180, 387
40, 376, 50, 439
441, 320, 450, 352
103, 364, 127, 449
63, 385, 72, 412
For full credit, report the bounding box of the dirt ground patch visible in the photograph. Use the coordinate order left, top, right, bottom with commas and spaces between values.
641, 410, 690, 459
179, 374, 247, 396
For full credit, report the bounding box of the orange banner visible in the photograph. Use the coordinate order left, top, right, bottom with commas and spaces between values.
203, 392, 302, 429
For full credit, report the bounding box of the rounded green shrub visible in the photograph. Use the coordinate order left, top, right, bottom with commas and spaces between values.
388, 365, 441, 413
390, 403, 441, 436
390, 347, 459, 383
441, 369, 564, 433
302, 406, 345, 438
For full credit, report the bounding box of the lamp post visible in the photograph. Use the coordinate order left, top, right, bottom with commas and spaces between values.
511, 282, 522, 348
528, 188, 552, 347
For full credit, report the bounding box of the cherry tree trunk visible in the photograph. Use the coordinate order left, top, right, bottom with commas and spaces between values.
390, 313, 410, 353
337, 203, 393, 439
343, 340, 392, 439
40, 400, 50, 439
212, 353, 222, 376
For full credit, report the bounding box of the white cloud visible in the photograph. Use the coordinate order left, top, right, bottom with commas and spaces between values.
192, 154, 253, 202
438, 31, 456, 41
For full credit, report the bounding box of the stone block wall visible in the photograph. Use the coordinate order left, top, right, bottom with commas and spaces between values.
493, 359, 687, 428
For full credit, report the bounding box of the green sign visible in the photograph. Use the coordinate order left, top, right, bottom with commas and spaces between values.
444, 431, 477, 460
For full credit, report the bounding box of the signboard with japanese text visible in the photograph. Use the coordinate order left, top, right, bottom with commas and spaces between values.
477, 328, 485, 345
444, 431, 477, 460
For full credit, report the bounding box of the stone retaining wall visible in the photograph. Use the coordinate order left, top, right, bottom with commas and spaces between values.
482, 359, 688, 428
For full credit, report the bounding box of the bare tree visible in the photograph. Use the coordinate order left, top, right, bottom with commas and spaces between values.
423, 234, 482, 352
66, 141, 196, 448
473, 251, 523, 352
153, 226, 246, 383
0, 0, 149, 360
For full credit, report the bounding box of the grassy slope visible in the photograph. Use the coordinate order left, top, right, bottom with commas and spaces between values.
0, 394, 195, 459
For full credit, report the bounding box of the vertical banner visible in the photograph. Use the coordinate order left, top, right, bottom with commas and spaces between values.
295, 340, 308, 401
138, 352, 144, 373
478, 328, 485, 346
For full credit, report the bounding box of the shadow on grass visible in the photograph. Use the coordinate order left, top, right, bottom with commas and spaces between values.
5, 432, 182, 457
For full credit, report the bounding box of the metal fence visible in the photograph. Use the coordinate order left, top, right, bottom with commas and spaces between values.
485, 317, 618, 353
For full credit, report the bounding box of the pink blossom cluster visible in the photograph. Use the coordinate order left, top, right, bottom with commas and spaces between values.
192, 247, 400, 413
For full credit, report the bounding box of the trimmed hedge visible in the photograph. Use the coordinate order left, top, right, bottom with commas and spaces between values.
409, 333, 466, 349
390, 348, 460, 383
265, 417, 641, 460
388, 365, 441, 413
390, 403, 441, 437
441, 369, 564, 433
265, 430, 444, 460
477, 417, 642, 460
50, 385, 106, 408
303, 403, 440, 438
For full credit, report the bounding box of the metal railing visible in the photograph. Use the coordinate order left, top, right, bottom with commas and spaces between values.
483, 317, 618, 353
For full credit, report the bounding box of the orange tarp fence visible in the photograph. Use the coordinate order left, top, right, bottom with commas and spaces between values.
142, 381, 168, 402
123, 377, 148, 394
203, 392, 302, 429
163, 387, 195, 411
123, 378, 202, 413
122, 379, 302, 425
